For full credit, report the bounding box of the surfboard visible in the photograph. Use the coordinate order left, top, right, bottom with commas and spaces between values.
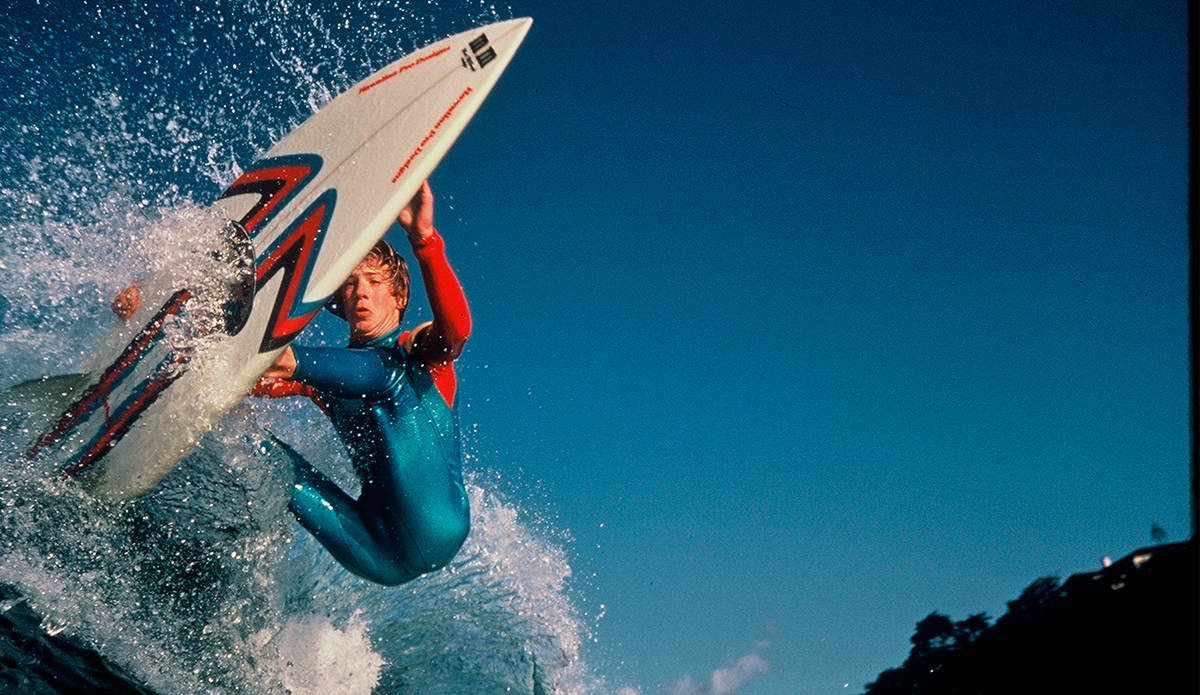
18, 17, 532, 500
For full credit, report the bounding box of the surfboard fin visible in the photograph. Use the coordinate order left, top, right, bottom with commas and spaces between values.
2, 373, 93, 414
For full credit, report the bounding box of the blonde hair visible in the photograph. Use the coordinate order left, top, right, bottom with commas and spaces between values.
325, 239, 410, 320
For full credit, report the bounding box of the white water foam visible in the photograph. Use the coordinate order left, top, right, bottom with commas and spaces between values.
275, 613, 385, 695
0, 406, 597, 693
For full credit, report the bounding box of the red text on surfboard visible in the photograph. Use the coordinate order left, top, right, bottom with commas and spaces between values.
392, 86, 474, 183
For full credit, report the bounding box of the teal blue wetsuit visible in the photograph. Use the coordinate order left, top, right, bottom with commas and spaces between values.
256, 229, 470, 585
279, 326, 469, 585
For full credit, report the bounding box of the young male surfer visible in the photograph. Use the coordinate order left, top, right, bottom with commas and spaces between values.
113, 181, 472, 586
253, 180, 471, 585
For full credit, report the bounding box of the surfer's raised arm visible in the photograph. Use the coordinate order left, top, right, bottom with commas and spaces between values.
399, 181, 471, 372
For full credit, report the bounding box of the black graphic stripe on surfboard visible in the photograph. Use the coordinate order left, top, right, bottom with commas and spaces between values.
218, 154, 322, 235
25, 289, 192, 464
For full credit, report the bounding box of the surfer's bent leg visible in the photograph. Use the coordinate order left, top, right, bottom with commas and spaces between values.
271, 437, 426, 584
285, 345, 470, 585
356, 403, 470, 575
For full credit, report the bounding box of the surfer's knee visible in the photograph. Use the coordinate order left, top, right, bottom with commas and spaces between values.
358, 563, 419, 586
368, 525, 467, 586
416, 511, 470, 573
361, 513, 468, 586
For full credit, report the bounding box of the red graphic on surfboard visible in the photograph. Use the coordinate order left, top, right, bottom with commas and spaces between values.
29, 154, 333, 477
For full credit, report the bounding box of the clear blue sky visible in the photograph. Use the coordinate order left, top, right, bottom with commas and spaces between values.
0, 1, 1190, 694
433, 1, 1190, 692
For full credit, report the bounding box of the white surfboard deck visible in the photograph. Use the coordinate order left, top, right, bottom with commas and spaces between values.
21, 18, 531, 500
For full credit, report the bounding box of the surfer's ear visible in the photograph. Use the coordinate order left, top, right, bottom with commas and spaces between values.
395, 293, 407, 326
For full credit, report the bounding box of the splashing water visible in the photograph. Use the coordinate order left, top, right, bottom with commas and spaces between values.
0, 3, 605, 693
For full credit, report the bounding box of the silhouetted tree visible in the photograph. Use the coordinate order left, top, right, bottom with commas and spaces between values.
1004, 575, 1060, 615
863, 611, 993, 694
859, 542, 1196, 695
951, 612, 989, 644
862, 667, 910, 695
909, 612, 955, 658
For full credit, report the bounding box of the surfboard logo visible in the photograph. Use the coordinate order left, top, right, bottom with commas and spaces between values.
392, 87, 474, 183
358, 46, 452, 95
461, 34, 496, 71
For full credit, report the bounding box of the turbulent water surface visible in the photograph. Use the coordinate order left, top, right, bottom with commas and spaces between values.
0, 2, 600, 693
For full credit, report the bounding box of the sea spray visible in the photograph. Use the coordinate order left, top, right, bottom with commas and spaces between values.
0, 405, 597, 693
1, 2, 605, 692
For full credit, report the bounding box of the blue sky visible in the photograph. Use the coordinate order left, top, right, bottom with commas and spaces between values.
1, 1, 1190, 694
422, 1, 1190, 692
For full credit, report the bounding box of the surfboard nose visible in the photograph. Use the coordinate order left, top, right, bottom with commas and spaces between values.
511, 17, 533, 41
486, 17, 533, 62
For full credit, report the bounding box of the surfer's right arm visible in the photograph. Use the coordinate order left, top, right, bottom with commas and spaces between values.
251, 347, 316, 399
398, 182, 470, 362
397, 181, 470, 405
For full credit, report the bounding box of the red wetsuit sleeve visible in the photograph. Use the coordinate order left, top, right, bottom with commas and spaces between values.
409, 229, 470, 404
250, 376, 329, 415
251, 377, 319, 401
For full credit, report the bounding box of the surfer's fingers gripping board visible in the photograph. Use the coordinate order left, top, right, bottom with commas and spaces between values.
17, 18, 532, 500
399, 180, 436, 243
261, 346, 298, 380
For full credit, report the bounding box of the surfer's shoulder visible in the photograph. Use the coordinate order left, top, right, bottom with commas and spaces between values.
401, 322, 434, 355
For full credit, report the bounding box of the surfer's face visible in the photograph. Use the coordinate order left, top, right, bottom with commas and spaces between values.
341, 260, 405, 342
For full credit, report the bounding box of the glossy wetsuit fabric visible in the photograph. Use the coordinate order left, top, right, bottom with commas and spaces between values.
285, 328, 469, 585
255, 230, 472, 586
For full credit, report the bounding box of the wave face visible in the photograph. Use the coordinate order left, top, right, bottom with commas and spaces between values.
0, 3, 598, 693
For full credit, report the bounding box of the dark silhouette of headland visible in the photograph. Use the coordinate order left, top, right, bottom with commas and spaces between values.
860, 540, 1197, 695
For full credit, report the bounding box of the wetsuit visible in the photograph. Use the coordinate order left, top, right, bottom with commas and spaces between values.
256, 231, 470, 586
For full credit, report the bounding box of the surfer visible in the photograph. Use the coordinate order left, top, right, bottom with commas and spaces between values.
252, 180, 471, 585
112, 181, 472, 586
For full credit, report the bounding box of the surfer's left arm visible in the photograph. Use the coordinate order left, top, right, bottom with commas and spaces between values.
398, 181, 471, 365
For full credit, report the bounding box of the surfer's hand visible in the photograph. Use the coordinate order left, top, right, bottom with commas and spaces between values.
111, 284, 141, 320
399, 180, 435, 243
260, 346, 297, 379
